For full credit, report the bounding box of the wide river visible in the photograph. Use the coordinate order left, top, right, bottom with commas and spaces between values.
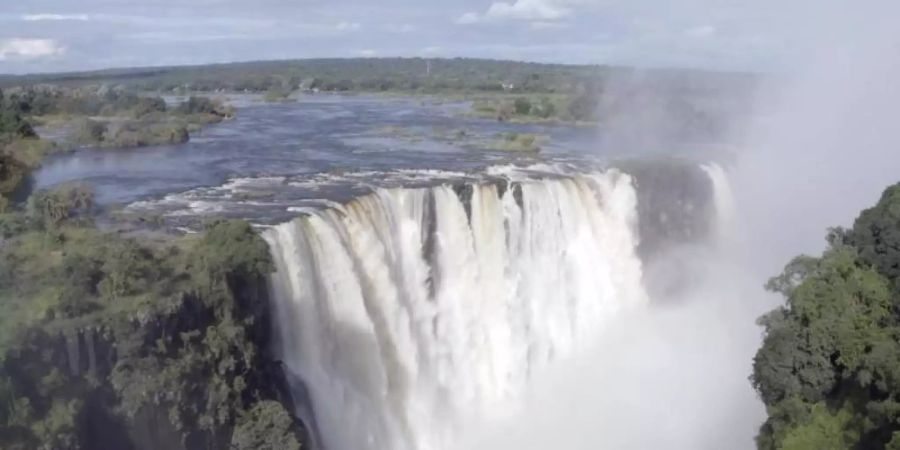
34, 94, 715, 226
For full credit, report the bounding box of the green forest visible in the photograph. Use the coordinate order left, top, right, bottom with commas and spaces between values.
0, 85, 234, 217
0, 85, 303, 449
0, 203, 304, 449
754, 184, 900, 449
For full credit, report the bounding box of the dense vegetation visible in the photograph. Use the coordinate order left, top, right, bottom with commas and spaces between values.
0, 89, 46, 213
0, 58, 753, 95
754, 183, 900, 449
9, 86, 207, 149
0, 57, 755, 132
0, 58, 603, 93
1, 83, 302, 447
488, 132, 545, 152
15, 85, 233, 149
0, 86, 232, 216
0, 188, 303, 449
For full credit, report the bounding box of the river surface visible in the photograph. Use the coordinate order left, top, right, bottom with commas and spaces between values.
34, 94, 714, 225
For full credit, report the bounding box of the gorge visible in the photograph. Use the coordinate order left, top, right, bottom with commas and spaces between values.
264, 162, 729, 449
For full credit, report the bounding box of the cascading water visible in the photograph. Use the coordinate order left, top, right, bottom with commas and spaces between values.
448, 162, 761, 450
264, 169, 649, 450
700, 163, 736, 243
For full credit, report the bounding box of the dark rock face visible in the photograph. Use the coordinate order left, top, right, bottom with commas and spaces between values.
618, 159, 716, 260
617, 159, 718, 300
2, 277, 301, 450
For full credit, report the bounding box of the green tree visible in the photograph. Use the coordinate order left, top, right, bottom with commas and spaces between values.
0, 90, 36, 142
132, 96, 167, 117
753, 247, 893, 406
74, 118, 107, 144
513, 97, 532, 115
780, 404, 859, 450
97, 241, 161, 299
178, 96, 218, 115
848, 183, 900, 292
0, 153, 29, 212
230, 401, 302, 450
189, 220, 273, 289
534, 97, 556, 118
754, 182, 900, 449
26, 184, 94, 228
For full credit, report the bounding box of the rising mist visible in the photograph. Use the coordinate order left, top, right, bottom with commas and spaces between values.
460, 2, 900, 449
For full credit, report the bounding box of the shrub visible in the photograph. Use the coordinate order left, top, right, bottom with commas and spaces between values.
263, 88, 292, 103
177, 96, 218, 115
230, 401, 302, 450
513, 97, 532, 115
105, 122, 189, 148
26, 184, 94, 228
189, 220, 273, 288
131, 96, 167, 118
490, 132, 545, 152
848, 183, 900, 291
74, 119, 107, 144
534, 97, 557, 118
0, 153, 29, 212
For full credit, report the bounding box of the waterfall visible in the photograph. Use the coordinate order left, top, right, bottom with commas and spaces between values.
264, 169, 648, 450
700, 163, 737, 244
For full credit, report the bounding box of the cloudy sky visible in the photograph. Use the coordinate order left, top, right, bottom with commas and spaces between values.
0, 0, 888, 74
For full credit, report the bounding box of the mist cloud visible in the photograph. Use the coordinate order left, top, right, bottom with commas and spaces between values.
464, 2, 900, 450
734, 0, 900, 269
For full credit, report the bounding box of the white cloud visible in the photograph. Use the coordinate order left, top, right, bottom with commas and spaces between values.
488, 0, 571, 20
336, 21, 361, 31
531, 20, 567, 30
456, 12, 482, 25
126, 31, 251, 43
457, 0, 576, 25
0, 0, 812, 73
685, 25, 717, 38
22, 14, 90, 21
359, 49, 377, 57
0, 39, 65, 60
386, 24, 417, 33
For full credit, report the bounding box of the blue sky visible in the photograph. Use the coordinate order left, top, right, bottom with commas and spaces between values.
0, 0, 884, 74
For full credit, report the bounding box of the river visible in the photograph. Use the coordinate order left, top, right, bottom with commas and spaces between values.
34, 94, 719, 227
